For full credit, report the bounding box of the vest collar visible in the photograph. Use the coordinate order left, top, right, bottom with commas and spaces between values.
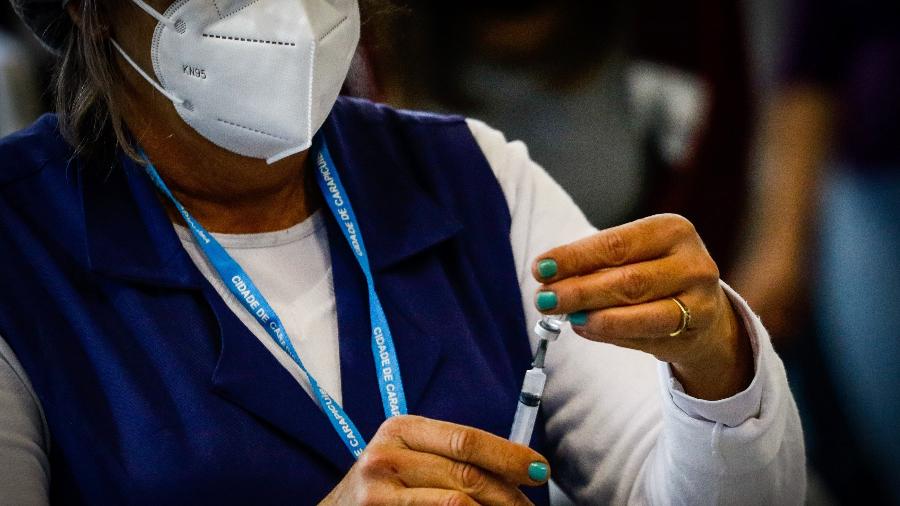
79, 153, 205, 288
318, 107, 464, 272
80, 117, 464, 285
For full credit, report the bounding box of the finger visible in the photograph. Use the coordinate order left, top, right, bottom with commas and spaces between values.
380, 448, 533, 506
395, 488, 480, 506
536, 255, 705, 314
374, 416, 550, 486
532, 214, 697, 282
570, 293, 714, 342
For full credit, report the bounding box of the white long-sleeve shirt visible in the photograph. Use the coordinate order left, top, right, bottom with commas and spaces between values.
0, 119, 806, 504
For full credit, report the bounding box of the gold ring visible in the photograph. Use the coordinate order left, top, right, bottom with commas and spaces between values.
669, 297, 692, 337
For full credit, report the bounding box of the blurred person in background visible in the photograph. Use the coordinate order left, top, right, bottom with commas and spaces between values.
733, 0, 900, 503
0, 1, 42, 135
372, 0, 754, 273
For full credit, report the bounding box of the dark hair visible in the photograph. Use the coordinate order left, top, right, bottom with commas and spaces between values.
54, 0, 132, 162
52, 0, 393, 162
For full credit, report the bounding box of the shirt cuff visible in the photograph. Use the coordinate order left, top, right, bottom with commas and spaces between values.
658, 281, 765, 427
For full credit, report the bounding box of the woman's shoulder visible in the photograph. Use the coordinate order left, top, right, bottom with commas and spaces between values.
0, 114, 84, 269
333, 95, 467, 128
0, 114, 72, 187
332, 96, 532, 185
332, 96, 550, 220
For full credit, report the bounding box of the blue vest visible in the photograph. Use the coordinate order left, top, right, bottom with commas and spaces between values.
0, 97, 550, 505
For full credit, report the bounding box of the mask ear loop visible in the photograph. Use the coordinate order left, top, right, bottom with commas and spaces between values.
130, 0, 178, 28
112, 0, 185, 106
110, 39, 185, 106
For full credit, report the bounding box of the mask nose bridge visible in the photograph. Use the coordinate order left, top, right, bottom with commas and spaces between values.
208, 0, 269, 20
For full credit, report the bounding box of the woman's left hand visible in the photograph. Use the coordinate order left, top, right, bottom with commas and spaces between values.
532, 214, 753, 400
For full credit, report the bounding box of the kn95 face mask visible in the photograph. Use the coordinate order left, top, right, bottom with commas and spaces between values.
112, 0, 360, 164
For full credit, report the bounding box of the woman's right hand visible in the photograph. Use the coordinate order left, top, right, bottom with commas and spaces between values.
319, 415, 550, 505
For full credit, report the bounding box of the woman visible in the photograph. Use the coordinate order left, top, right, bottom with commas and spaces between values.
1, 0, 804, 504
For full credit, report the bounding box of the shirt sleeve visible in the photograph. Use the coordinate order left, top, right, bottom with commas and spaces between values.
467, 118, 806, 504
0, 335, 50, 506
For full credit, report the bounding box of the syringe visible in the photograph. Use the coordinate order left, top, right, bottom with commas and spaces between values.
509, 315, 567, 446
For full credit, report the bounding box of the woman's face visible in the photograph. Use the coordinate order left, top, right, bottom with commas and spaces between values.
92, 0, 360, 168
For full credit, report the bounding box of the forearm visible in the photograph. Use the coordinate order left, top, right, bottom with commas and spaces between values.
742, 85, 835, 267
730, 85, 836, 335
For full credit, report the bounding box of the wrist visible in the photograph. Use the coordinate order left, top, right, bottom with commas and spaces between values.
672, 289, 754, 401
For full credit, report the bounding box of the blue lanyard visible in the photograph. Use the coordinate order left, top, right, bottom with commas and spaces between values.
139, 135, 408, 459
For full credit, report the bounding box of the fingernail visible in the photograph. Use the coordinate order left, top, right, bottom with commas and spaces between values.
536, 291, 558, 311
537, 259, 558, 279
528, 462, 549, 482
569, 311, 588, 326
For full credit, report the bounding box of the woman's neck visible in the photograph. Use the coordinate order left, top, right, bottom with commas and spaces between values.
126, 98, 318, 234
158, 158, 318, 235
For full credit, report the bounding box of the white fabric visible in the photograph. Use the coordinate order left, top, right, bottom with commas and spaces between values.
0, 337, 50, 506
173, 211, 345, 404
0, 119, 806, 504
119, 0, 360, 163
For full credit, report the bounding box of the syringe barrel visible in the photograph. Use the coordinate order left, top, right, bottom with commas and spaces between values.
509, 368, 546, 445
509, 401, 540, 445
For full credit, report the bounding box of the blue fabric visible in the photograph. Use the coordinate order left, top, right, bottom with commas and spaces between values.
313, 138, 409, 422
0, 97, 549, 505
817, 166, 900, 504
140, 138, 387, 459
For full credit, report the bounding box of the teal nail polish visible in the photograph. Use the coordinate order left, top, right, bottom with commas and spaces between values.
536, 291, 558, 311
528, 462, 549, 482
569, 311, 588, 326
537, 259, 558, 279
